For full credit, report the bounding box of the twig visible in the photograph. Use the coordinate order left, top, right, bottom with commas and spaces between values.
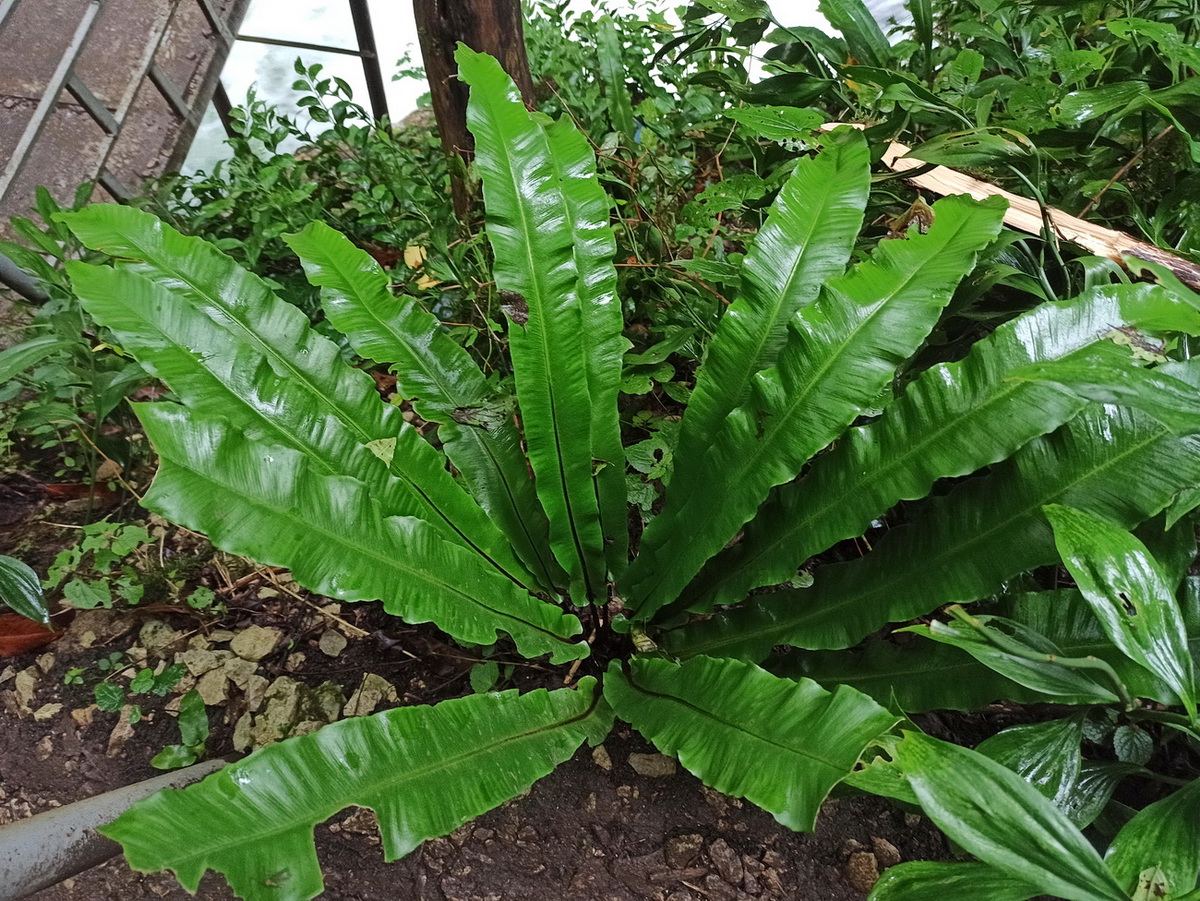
262, 571, 371, 639
821, 122, 1200, 291
1078, 125, 1174, 219
216, 565, 287, 595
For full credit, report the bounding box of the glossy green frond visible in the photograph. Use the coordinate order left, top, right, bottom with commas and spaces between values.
136, 404, 587, 663
62, 209, 530, 589
102, 679, 611, 901
892, 733, 1130, 901
0, 555, 48, 624
666, 401, 1200, 659
542, 113, 630, 577
1046, 504, 1197, 720
458, 45, 624, 600
283, 221, 559, 591
665, 128, 870, 511
604, 656, 898, 831
868, 861, 1041, 901
1104, 777, 1200, 899
685, 283, 1200, 613
626, 194, 1007, 616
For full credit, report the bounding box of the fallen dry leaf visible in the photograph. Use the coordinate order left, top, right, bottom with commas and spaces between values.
0, 615, 61, 657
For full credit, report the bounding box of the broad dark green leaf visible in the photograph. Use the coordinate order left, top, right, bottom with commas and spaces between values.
135, 404, 587, 663
1105, 777, 1200, 899
906, 130, 1030, 167
1058, 82, 1149, 125
282, 221, 560, 591
1065, 762, 1144, 831
1136, 513, 1197, 590
1045, 504, 1197, 720
894, 733, 1130, 901
459, 46, 623, 600
686, 283, 1197, 613
61, 210, 531, 590
868, 861, 1041, 901
630, 194, 1007, 616
0, 555, 48, 624
816, 0, 891, 67
659, 127, 870, 533
103, 679, 611, 901
604, 656, 897, 831
976, 716, 1085, 813
665, 403, 1200, 660
724, 106, 825, 141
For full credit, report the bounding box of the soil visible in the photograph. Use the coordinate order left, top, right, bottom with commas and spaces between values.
0, 490, 951, 901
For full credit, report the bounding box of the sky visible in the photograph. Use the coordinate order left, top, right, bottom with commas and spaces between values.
183, 0, 850, 172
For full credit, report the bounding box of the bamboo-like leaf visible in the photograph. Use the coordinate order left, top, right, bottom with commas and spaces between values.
686, 283, 1200, 612
817, 0, 892, 67
1045, 504, 1198, 720
459, 46, 625, 599
604, 656, 898, 831
61, 209, 532, 589
627, 194, 1007, 616
911, 610, 1124, 705
785, 582, 1200, 712
665, 402, 1200, 659
869, 861, 1042, 901
135, 404, 587, 663
282, 221, 560, 590
893, 733, 1130, 901
102, 678, 611, 901
597, 16, 636, 140
1104, 777, 1200, 899
664, 128, 870, 512
0, 555, 48, 624
0, 334, 71, 382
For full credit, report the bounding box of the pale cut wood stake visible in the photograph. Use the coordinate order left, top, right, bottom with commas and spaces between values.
823, 123, 1200, 291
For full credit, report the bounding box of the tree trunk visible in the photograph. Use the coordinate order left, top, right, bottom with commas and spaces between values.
413, 0, 536, 221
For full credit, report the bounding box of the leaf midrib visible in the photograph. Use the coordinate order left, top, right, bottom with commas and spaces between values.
163, 452, 577, 647
483, 92, 598, 598
639, 220, 972, 608
704, 376, 1045, 605
682, 425, 1172, 656
626, 667, 894, 773
315, 243, 480, 411
157, 691, 601, 867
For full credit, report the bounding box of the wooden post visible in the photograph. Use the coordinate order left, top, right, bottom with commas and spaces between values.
413, 0, 536, 220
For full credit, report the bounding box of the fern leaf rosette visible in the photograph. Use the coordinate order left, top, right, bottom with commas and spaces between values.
55, 44, 1200, 901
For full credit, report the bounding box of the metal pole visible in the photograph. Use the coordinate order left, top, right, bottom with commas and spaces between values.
0, 251, 48, 304
349, 0, 389, 122
0, 0, 19, 34
213, 79, 236, 138
0, 0, 104, 204
0, 758, 227, 901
